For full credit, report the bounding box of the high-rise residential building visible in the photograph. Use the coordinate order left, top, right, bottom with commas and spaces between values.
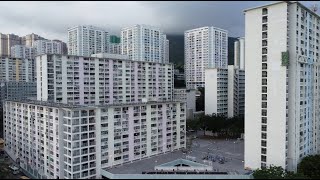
227, 65, 245, 118
234, 37, 245, 70
0, 57, 35, 82
3, 99, 186, 179
67, 25, 109, 56
185, 26, 228, 89
0, 81, 36, 108
33, 40, 64, 55
21, 33, 47, 47
53, 39, 68, 55
109, 43, 121, 54
121, 24, 169, 63
205, 68, 228, 117
204, 65, 245, 118
173, 88, 196, 119
11, 45, 36, 59
0, 33, 22, 57
244, 1, 320, 172
36, 54, 173, 105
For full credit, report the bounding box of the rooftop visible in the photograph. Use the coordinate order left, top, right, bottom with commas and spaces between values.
243, 1, 320, 19
4, 99, 185, 109
35, 54, 173, 66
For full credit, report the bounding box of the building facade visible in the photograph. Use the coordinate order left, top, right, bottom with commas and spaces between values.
0, 33, 22, 57
185, 26, 228, 89
234, 37, 245, 70
33, 40, 64, 55
36, 54, 173, 105
244, 1, 320, 172
227, 65, 245, 118
67, 25, 109, 57
205, 65, 244, 118
0, 57, 35, 82
11, 45, 36, 59
173, 88, 196, 119
109, 43, 121, 54
3, 100, 186, 179
52, 40, 68, 55
21, 33, 47, 47
121, 24, 169, 63
0, 81, 36, 108
204, 68, 228, 117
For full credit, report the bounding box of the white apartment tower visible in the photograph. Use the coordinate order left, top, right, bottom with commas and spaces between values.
185, 26, 228, 89
36, 54, 173, 105
33, 40, 64, 55
121, 24, 169, 63
244, 1, 320, 172
68, 25, 109, 56
11, 45, 36, 59
205, 65, 245, 118
204, 68, 228, 117
234, 37, 245, 70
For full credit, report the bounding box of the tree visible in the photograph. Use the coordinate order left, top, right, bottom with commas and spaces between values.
253, 165, 309, 179
298, 155, 320, 179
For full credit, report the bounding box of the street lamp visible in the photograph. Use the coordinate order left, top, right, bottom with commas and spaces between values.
233, 142, 236, 153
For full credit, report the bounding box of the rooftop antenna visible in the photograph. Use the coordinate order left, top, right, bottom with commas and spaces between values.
311, 4, 318, 13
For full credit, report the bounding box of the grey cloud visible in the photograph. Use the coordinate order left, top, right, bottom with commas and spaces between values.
0, 1, 318, 41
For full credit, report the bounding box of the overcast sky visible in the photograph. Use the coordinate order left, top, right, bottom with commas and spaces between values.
0, 1, 317, 42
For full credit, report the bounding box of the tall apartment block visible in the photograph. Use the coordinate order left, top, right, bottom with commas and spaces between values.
234, 37, 245, 70
185, 26, 228, 89
67, 25, 109, 56
205, 65, 245, 118
0, 81, 36, 108
36, 54, 173, 105
3, 99, 186, 178
21, 33, 47, 47
52, 40, 68, 55
0, 33, 22, 57
33, 40, 65, 55
205, 68, 228, 117
121, 24, 169, 63
244, 1, 320, 171
173, 88, 196, 119
0, 57, 35, 82
11, 45, 36, 59
227, 65, 245, 117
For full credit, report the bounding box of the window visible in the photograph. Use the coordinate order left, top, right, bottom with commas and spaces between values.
261, 155, 266, 162
262, 125, 267, 132
262, 94, 267, 100
262, 117, 267, 124
261, 140, 267, 147
262, 102, 267, 108
262, 79, 267, 85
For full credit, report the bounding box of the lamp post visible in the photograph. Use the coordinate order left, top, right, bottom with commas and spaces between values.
233, 141, 236, 153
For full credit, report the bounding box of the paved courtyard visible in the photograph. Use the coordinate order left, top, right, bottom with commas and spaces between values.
106, 136, 246, 175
